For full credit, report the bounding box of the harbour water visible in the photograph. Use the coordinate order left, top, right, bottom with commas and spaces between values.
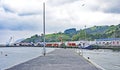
81, 49, 120, 70
0, 47, 55, 70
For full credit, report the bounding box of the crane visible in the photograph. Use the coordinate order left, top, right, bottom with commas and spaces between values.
6, 37, 13, 46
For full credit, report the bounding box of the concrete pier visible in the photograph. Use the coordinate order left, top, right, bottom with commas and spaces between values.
6, 49, 102, 70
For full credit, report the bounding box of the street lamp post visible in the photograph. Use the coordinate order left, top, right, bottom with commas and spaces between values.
84, 25, 86, 41
43, 2, 46, 56
82, 25, 86, 56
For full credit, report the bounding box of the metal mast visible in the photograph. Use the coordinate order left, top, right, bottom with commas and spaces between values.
43, 2, 46, 56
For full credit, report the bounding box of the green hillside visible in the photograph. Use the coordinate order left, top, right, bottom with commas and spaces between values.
105, 24, 120, 38
21, 24, 120, 43
22, 33, 71, 43
85, 26, 109, 34
45, 33, 70, 42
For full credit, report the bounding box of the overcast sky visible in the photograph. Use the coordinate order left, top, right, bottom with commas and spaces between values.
0, 0, 120, 44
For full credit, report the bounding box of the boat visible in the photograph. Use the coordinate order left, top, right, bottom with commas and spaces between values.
78, 41, 93, 49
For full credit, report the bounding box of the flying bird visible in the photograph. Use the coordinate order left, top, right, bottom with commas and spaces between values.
82, 4, 85, 6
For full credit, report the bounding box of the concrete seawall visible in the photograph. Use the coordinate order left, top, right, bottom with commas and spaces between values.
6, 49, 102, 70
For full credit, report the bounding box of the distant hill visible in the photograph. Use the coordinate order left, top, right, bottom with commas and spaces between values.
64, 28, 77, 37
85, 26, 109, 34
21, 24, 120, 43
21, 34, 42, 43
15, 38, 25, 43
105, 24, 120, 38
21, 33, 70, 43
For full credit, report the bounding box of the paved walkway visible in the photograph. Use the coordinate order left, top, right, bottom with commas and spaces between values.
6, 49, 102, 70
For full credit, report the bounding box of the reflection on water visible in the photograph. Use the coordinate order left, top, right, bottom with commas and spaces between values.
82, 49, 120, 70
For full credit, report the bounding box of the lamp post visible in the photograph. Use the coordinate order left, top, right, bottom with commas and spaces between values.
84, 25, 86, 41
43, 2, 46, 56
82, 25, 86, 56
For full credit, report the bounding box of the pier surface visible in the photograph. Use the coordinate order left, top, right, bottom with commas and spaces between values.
6, 49, 102, 70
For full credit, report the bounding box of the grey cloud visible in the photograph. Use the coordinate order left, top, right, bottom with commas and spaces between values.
0, 19, 41, 31
2, 4, 15, 13
103, 4, 120, 14
97, 0, 120, 14
47, 0, 79, 6
45, 18, 74, 33
18, 12, 42, 16
10, 24, 39, 31
1, 3, 42, 16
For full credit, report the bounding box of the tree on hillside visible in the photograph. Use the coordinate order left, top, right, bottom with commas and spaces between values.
64, 28, 77, 37
72, 30, 86, 41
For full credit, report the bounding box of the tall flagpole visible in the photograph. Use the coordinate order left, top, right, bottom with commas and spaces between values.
43, 2, 46, 56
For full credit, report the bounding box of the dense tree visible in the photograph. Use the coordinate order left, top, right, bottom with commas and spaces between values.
64, 28, 77, 37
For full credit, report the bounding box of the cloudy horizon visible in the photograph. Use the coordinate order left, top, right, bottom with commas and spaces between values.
0, 0, 120, 44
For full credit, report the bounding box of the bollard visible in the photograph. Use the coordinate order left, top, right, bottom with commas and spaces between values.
5, 54, 7, 56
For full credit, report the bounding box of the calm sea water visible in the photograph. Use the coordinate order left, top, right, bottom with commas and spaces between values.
0, 47, 55, 70
81, 49, 120, 70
